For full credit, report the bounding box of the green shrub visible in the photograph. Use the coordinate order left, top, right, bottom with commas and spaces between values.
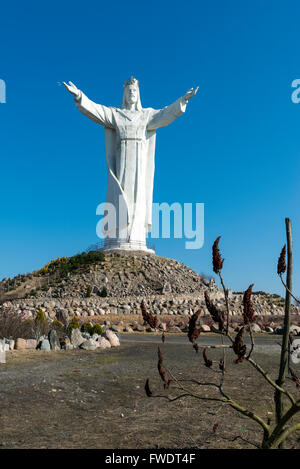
52, 320, 63, 330
86, 286, 92, 298
92, 323, 103, 335
68, 316, 80, 331
81, 321, 93, 334
36, 251, 105, 279
35, 309, 46, 324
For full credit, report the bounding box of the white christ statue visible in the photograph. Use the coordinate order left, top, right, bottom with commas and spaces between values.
63, 77, 198, 252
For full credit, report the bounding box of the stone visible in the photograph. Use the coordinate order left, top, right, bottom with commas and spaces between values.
97, 337, 111, 349
80, 339, 97, 350
200, 324, 211, 332
0, 339, 5, 364
135, 324, 145, 332
70, 328, 85, 348
48, 330, 61, 351
250, 324, 261, 333
39, 339, 51, 351
56, 309, 69, 324
265, 326, 274, 333
290, 325, 300, 336
15, 338, 27, 350
105, 330, 120, 347
26, 339, 38, 349
65, 344, 74, 350
82, 332, 91, 339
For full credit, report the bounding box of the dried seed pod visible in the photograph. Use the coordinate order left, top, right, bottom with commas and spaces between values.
188, 309, 201, 343
243, 284, 255, 324
145, 379, 153, 397
219, 358, 225, 371
141, 300, 158, 329
203, 347, 213, 368
161, 332, 165, 343
233, 327, 247, 363
157, 345, 170, 388
212, 236, 224, 274
204, 291, 225, 331
289, 366, 300, 388
213, 423, 219, 433
277, 245, 287, 275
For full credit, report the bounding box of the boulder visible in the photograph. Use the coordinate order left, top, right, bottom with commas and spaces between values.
265, 326, 274, 333
105, 330, 120, 347
48, 330, 61, 351
250, 323, 261, 333
97, 337, 111, 349
0, 339, 5, 363
80, 339, 97, 350
26, 339, 38, 349
15, 338, 27, 350
70, 328, 85, 348
290, 325, 300, 336
200, 324, 211, 332
39, 339, 51, 351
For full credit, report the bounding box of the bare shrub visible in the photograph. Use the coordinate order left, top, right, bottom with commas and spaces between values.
0, 311, 35, 340
144, 218, 300, 449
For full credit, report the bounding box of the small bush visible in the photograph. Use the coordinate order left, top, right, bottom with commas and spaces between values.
68, 316, 80, 331
0, 312, 35, 340
92, 323, 103, 335
35, 309, 46, 324
52, 320, 63, 330
31, 309, 49, 339
86, 286, 92, 298
81, 321, 93, 334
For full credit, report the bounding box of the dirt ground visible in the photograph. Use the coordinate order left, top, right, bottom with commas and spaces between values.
0, 334, 299, 449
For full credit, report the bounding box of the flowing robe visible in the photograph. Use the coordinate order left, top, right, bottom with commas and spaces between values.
75, 91, 187, 250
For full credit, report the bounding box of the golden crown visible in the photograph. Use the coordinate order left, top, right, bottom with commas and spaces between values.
124, 76, 139, 87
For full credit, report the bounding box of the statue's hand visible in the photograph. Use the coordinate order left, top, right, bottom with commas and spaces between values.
183, 87, 199, 102
62, 81, 80, 98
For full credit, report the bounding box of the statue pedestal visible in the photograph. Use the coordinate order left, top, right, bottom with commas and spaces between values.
103, 238, 155, 254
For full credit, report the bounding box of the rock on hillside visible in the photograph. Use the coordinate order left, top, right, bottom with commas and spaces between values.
0, 250, 212, 301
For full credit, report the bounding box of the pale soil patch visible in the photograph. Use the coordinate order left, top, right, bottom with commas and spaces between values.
0, 336, 299, 449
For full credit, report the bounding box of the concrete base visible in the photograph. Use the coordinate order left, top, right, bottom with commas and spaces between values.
103, 238, 155, 254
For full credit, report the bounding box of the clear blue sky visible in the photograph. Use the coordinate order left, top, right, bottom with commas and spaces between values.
0, 0, 299, 297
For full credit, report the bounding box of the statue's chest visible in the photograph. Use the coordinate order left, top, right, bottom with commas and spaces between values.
114, 110, 148, 140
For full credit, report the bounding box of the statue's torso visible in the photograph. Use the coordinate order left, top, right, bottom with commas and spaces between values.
113, 108, 151, 141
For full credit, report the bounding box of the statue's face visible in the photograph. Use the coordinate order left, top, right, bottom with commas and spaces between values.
125, 85, 138, 105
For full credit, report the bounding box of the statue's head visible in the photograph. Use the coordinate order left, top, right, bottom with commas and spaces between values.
122, 76, 142, 111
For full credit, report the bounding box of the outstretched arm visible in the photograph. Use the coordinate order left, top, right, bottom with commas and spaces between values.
62, 81, 114, 128
147, 87, 198, 131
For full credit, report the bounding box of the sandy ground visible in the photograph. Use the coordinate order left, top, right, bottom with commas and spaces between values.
0, 334, 299, 449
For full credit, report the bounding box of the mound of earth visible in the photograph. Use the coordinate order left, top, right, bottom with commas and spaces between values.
0, 250, 211, 301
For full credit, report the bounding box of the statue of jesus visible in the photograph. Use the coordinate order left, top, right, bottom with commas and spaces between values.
63, 77, 198, 252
